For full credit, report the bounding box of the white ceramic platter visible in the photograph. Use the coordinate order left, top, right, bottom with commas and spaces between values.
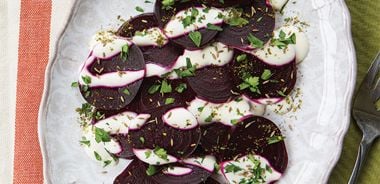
38, 0, 356, 183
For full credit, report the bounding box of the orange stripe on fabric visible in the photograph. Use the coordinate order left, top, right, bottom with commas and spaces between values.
13, 1, 52, 183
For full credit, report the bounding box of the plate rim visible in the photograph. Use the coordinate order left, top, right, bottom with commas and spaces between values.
37, 0, 357, 183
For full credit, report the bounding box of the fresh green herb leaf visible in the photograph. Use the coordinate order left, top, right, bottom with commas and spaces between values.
146, 165, 157, 176
165, 98, 175, 105
94, 151, 102, 161
175, 83, 187, 93
230, 119, 239, 125
267, 135, 285, 144
225, 163, 242, 173
148, 84, 161, 94
94, 127, 111, 143
224, 8, 249, 27
103, 160, 112, 167
226, 17, 249, 27
247, 33, 264, 48
236, 54, 247, 62
206, 23, 223, 31
277, 90, 287, 97
135, 6, 144, 12
122, 88, 131, 95
154, 147, 169, 161
188, 31, 202, 47
81, 75, 92, 84
182, 8, 199, 27
71, 82, 79, 87
261, 69, 272, 80
80, 139, 91, 147
205, 112, 216, 122
239, 76, 260, 94
174, 58, 196, 78
219, 0, 224, 3
271, 31, 296, 49
139, 137, 145, 144
121, 44, 129, 61
145, 150, 152, 158
197, 106, 204, 112
144, 0, 152, 3
160, 80, 172, 94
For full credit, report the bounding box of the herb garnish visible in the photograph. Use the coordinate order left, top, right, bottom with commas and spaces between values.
267, 135, 285, 144
175, 83, 187, 93
162, 0, 175, 10
238, 76, 260, 94
182, 8, 199, 28
261, 69, 272, 80
247, 33, 264, 48
224, 8, 249, 27
121, 44, 129, 61
94, 151, 102, 161
206, 23, 223, 31
122, 88, 131, 95
225, 163, 242, 173
236, 54, 247, 62
82, 75, 92, 84
148, 84, 161, 94
103, 160, 112, 167
174, 58, 196, 78
146, 165, 157, 176
145, 150, 152, 158
271, 30, 296, 49
154, 147, 169, 161
160, 80, 172, 94
135, 6, 144, 12
94, 127, 111, 143
165, 98, 175, 105
71, 82, 79, 87
188, 31, 202, 47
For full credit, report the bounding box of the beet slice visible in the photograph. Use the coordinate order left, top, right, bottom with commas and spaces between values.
139, 77, 196, 114
216, 0, 275, 50
200, 123, 233, 161
114, 159, 158, 184
221, 116, 288, 173
80, 44, 145, 110
117, 13, 183, 68
128, 112, 201, 158
231, 50, 297, 104
150, 163, 211, 184
113, 135, 135, 159
203, 177, 220, 184
186, 65, 237, 103
154, 0, 219, 49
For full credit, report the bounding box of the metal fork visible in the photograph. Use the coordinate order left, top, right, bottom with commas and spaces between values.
349, 52, 380, 184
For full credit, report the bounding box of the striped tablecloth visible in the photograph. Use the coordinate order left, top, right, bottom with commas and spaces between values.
0, 0, 379, 183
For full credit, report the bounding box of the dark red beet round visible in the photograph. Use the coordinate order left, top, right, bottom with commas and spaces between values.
216, 0, 275, 50
117, 13, 183, 68
150, 163, 211, 184
138, 77, 196, 114
113, 135, 135, 159
203, 177, 220, 184
154, 0, 219, 49
128, 113, 201, 158
231, 50, 297, 102
114, 159, 158, 184
186, 65, 237, 103
200, 123, 233, 161
222, 116, 288, 173
80, 44, 145, 111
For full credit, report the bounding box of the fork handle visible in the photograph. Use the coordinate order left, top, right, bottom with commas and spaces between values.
348, 135, 374, 184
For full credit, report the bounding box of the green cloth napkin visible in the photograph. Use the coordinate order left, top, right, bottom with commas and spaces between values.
329, 0, 380, 183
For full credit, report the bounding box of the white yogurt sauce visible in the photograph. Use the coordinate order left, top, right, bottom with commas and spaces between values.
89, 31, 131, 59
182, 155, 216, 172
133, 148, 178, 165
79, 55, 145, 88
94, 112, 151, 134
146, 42, 234, 78
163, 108, 198, 130
164, 7, 224, 38
81, 125, 121, 166
221, 154, 282, 184
269, 0, 289, 11
131, 27, 169, 47
273, 26, 309, 64
187, 97, 265, 126
252, 42, 296, 66
163, 166, 193, 176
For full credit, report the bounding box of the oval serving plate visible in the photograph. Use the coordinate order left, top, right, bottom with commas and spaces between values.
38, 0, 356, 183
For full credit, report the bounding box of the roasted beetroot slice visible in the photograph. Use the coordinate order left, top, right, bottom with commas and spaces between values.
150, 163, 211, 184
187, 65, 237, 103
114, 159, 158, 184
117, 13, 159, 37
154, 0, 218, 49
200, 0, 252, 7
217, 0, 275, 49
117, 13, 183, 68
128, 114, 201, 158
200, 123, 233, 161
80, 44, 145, 110
113, 135, 135, 159
203, 177, 220, 184
222, 116, 288, 173
139, 77, 196, 114
232, 51, 297, 102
